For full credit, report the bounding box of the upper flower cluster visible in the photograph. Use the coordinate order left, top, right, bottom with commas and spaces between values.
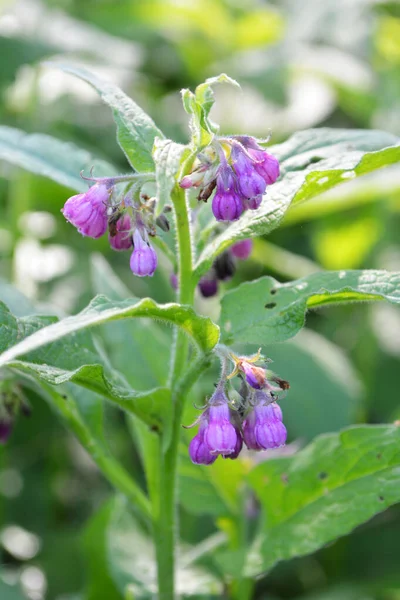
180, 136, 279, 222
62, 175, 165, 278
188, 349, 289, 465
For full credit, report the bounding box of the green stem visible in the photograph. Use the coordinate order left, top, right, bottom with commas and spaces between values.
154, 186, 195, 599
42, 383, 152, 520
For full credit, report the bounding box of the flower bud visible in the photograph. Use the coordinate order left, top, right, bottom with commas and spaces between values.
156, 213, 170, 232
212, 167, 243, 222
213, 252, 236, 281
198, 275, 218, 298
109, 213, 133, 251
248, 149, 280, 185
231, 239, 253, 260
232, 146, 267, 199
62, 183, 110, 238
130, 229, 157, 277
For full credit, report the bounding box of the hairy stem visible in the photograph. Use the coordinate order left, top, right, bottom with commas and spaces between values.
154, 185, 195, 599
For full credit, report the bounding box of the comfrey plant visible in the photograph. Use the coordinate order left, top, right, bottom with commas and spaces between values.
0, 65, 400, 600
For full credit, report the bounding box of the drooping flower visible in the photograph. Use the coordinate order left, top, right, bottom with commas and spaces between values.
109, 213, 133, 251
212, 167, 243, 222
188, 418, 217, 465
230, 239, 253, 260
243, 391, 287, 450
130, 229, 158, 277
204, 401, 238, 455
62, 183, 110, 238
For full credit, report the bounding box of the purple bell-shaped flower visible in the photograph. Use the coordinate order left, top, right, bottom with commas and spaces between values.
62, 183, 110, 238
130, 229, 158, 277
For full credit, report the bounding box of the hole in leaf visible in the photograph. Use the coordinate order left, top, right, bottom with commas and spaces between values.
281, 473, 289, 484
265, 302, 276, 309
379, 496, 384, 502
270, 289, 277, 295
318, 472, 328, 480
376, 453, 382, 460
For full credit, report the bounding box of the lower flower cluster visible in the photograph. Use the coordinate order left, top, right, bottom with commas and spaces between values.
188, 350, 288, 465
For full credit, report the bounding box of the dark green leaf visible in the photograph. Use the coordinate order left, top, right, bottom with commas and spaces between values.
51, 62, 164, 171
0, 126, 116, 192
245, 425, 400, 576
220, 270, 400, 345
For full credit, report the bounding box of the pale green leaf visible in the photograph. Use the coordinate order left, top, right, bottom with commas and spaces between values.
153, 138, 188, 215
0, 126, 116, 192
51, 62, 164, 172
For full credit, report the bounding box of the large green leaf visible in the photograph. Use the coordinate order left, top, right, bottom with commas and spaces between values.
0, 300, 171, 431
0, 294, 219, 365
220, 269, 400, 345
245, 425, 400, 576
106, 496, 222, 598
51, 62, 164, 172
194, 131, 400, 278
0, 126, 116, 192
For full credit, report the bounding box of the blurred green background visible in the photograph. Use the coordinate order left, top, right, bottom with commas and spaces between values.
1, 0, 400, 599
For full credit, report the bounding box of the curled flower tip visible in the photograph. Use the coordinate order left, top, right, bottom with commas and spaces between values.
232, 145, 267, 199
109, 213, 133, 251
62, 183, 110, 238
230, 239, 253, 260
212, 167, 243, 222
198, 275, 218, 298
243, 395, 287, 451
130, 229, 157, 277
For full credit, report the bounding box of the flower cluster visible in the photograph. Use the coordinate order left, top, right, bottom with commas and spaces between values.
188, 349, 289, 465
62, 176, 165, 278
180, 136, 279, 222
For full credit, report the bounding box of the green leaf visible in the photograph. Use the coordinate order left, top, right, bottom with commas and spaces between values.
0, 580, 25, 600
0, 301, 172, 431
194, 131, 400, 278
245, 425, 400, 576
220, 269, 400, 345
51, 62, 164, 172
182, 74, 239, 149
0, 294, 219, 366
153, 138, 189, 215
0, 126, 117, 192
107, 496, 223, 598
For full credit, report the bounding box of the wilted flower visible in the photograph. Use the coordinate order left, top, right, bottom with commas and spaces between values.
109, 213, 133, 251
